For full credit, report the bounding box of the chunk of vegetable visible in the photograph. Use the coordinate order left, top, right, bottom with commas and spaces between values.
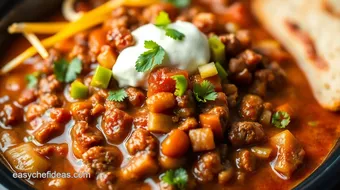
189, 128, 215, 152
0, 131, 20, 152
70, 81, 88, 99
276, 103, 296, 119
208, 35, 226, 63
199, 113, 223, 140
198, 63, 218, 79
159, 154, 186, 169
5, 143, 50, 173
215, 62, 228, 79
90, 66, 112, 89
146, 92, 176, 113
120, 153, 159, 181
148, 113, 175, 133
270, 130, 305, 179
218, 167, 234, 184
250, 146, 272, 159
97, 45, 117, 69
161, 129, 190, 157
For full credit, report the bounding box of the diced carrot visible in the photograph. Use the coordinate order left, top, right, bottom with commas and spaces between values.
161, 129, 190, 158
146, 92, 176, 113
199, 113, 223, 140
148, 67, 189, 97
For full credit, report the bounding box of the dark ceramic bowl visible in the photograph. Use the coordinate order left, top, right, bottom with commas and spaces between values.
0, 1, 339, 190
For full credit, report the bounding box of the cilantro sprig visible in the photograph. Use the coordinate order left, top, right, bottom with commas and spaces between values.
25, 72, 40, 89
161, 168, 188, 190
155, 11, 185, 41
193, 80, 218, 102
108, 89, 128, 102
171, 75, 188, 96
54, 58, 82, 83
135, 41, 166, 72
271, 111, 291, 128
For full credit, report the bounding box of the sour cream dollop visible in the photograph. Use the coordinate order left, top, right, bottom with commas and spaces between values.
112, 21, 210, 89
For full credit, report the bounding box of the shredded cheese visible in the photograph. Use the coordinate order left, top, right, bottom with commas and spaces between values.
62, 0, 83, 22
1, 0, 161, 74
23, 32, 49, 59
8, 22, 68, 34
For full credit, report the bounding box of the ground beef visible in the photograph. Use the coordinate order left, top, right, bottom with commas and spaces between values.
71, 121, 104, 158
82, 146, 122, 175
33, 121, 64, 143
34, 143, 68, 157
96, 171, 117, 190
17, 89, 37, 106
235, 149, 256, 172
223, 84, 238, 107
38, 75, 61, 94
175, 90, 196, 118
125, 87, 146, 107
101, 108, 133, 143
25, 103, 47, 122
125, 129, 158, 156
239, 94, 264, 121
70, 102, 92, 121
219, 34, 243, 56
193, 13, 217, 34
193, 151, 223, 183
50, 108, 71, 123
228, 122, 266, 147
39, 93, 61, 108
106, 27, 135, 52
142, 3, 178, 23
0, 103, 23, 125
178, 117, 198, 132
104, 7, 144, 30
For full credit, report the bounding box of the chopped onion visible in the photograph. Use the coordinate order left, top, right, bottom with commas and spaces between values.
62, 0, 83, 22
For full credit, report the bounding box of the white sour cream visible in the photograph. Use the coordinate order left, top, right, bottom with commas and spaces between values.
112, 21, 210, 89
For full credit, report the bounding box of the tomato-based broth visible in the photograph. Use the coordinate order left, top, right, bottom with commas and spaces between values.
0, 0, 339, 190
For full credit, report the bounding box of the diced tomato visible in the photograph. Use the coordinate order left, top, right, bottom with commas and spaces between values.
148, 67, 189, 97
191, 74, 222, 92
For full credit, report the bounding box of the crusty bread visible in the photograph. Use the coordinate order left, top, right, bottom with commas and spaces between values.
252, 0, 340, 111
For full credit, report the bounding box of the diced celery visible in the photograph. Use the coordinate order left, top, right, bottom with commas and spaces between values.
90, 66, 112, 89
198, 62, 218, 79
215, 62, 228, 79
208, 35, 226, 63
70, 81, 88, 99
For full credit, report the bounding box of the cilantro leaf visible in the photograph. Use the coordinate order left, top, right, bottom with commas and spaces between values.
135, 41, 166, 72
193, 80, 217, 102
161, 168, 188, 190
54, 58, 69, 82
25, 72, 40, 89
164, 0, 191, 8
108, 89, 128, 102
154, 11, 185, 41
166, 28, 185, 40
65, 58, 82, 83
171, 75, 188, 96
271, 111, 291, 128
54, 58, 82, 83
155, 11, 171, 28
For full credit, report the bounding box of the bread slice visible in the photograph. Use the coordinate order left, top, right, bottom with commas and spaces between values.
252, 0, 340, 111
